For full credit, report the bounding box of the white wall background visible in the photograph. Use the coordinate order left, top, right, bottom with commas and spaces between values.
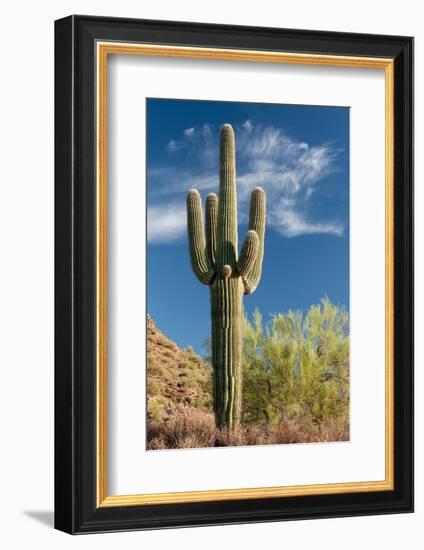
0, 0, 420, 547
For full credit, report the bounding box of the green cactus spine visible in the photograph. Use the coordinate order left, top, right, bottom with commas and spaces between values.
187, 124, 266, 429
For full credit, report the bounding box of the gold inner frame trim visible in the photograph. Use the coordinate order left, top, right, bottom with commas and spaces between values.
96, 41, 395, 508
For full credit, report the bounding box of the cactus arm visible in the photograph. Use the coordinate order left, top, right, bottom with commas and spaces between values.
242, 187, 266, 294
237, 230, 259, 276
205, 193, 218, 267
216, 124, 238, 271
186, 189, 215, 284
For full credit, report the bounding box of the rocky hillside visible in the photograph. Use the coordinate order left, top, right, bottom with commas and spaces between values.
146, 315, 212, 423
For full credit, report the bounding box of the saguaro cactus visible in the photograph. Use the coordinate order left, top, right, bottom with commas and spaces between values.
186, 124, 266, 429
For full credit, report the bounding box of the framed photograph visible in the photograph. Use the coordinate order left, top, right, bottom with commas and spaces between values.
54, 15, 413, 534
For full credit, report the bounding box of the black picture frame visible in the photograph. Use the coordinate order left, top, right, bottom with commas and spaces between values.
55, 14, 414, 534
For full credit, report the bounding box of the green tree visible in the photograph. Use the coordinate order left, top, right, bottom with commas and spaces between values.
242, 298, 349, 426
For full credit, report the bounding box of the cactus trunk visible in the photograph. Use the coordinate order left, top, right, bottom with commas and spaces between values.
187, 124, 266, 429
211, 278, 244, 428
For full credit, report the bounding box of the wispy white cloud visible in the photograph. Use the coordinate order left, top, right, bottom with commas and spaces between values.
147, 203, 186, 243
269, 207, 343, 238
167, 124, 214, 162
167, 139, 184, 152
184, 127, 195, 137
151, 121, 345, 242
242, 119, 253, 133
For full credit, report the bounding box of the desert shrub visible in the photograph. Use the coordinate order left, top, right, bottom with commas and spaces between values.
147, 378, 161, 397
242, 298, 349, 426
196, 369, 213, 409
146, 355, 162, 376
147, 397, 168, 423
147, 358, 174, 382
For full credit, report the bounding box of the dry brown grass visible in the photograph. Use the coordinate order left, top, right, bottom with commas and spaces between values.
147, 409, 349, 450
148, 409, 216, 449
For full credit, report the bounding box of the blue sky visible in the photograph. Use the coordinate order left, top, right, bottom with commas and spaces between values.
146, 98, 349, 354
